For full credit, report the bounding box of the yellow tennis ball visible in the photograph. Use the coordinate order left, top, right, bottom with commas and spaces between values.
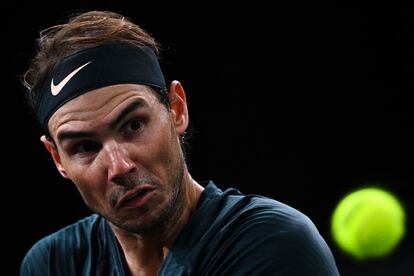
331, 187, 406, 260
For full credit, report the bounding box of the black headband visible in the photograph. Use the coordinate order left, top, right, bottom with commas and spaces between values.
36, 43, 166, 132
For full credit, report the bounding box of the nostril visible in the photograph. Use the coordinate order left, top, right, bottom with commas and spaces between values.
109, 162, 136, 182
108, 157, 136, 181
105, 142, 137, 182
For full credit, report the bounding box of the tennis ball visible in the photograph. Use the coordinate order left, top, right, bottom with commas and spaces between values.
331, 187, 405, 260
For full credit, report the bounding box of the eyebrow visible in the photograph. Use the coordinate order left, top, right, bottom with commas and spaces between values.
57, 100, 145, 143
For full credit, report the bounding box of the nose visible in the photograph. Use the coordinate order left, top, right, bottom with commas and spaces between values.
104, 141, 137, 183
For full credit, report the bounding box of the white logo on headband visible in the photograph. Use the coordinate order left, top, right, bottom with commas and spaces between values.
50, 61, 92, 96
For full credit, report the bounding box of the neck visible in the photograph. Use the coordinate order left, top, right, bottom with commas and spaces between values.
109, 172, 204, 276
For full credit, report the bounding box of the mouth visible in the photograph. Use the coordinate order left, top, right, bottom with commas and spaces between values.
117, 185, 156, 210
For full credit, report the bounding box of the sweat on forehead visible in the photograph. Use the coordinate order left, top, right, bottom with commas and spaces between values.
36, 43, 167, 132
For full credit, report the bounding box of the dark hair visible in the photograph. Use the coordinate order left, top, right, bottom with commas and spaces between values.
23, 10, 169, 118
22, 10, 190, 156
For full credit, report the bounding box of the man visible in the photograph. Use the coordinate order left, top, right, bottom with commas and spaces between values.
20, 10, 340, 275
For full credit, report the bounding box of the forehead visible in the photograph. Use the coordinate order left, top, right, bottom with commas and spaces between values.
48, 84, 159, 136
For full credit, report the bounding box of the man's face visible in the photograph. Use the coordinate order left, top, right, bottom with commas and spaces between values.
46, 84, 187, 234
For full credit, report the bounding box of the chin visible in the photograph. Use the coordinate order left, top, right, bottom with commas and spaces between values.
117, 214, 165, 234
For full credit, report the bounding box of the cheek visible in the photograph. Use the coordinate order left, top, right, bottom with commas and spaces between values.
71, 177, 108, 213
62, 153, 106, 188
151, 127, 183, 182
147, 124, 179, 165
65, 164, 107, 206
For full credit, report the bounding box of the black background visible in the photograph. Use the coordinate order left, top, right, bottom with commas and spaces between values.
4, 3, 414, 275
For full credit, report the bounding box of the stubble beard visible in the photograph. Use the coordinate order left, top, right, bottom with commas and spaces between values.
108, 157, 186, 236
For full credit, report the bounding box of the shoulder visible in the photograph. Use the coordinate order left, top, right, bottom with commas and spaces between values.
206, 192, 340, 275
244, 195, 317, 234
203, 182, 314, 227
20, 214, 104, 275
215, 190, 316, 235
198, 183, 324, 242
217, 194, 321, 245
237, 196, 333, 258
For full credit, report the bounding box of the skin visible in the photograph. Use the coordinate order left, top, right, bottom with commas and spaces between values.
41, 81, 204, 276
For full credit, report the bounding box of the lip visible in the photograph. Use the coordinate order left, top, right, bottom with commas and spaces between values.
117, 185, 156, 209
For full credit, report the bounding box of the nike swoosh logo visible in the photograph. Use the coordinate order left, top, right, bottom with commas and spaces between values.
50, 61, 92, 96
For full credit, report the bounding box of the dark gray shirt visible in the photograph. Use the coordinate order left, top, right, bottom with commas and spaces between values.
21, 181, 340, 275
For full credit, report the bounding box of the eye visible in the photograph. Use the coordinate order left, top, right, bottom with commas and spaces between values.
74, 141, 101, 154
125, 119, 143, 133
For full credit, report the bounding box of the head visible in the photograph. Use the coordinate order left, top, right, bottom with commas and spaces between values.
23, 11, 190, 234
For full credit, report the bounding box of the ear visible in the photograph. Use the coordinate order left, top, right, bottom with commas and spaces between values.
168, 80, 189, 135
40, 135, 69, 179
